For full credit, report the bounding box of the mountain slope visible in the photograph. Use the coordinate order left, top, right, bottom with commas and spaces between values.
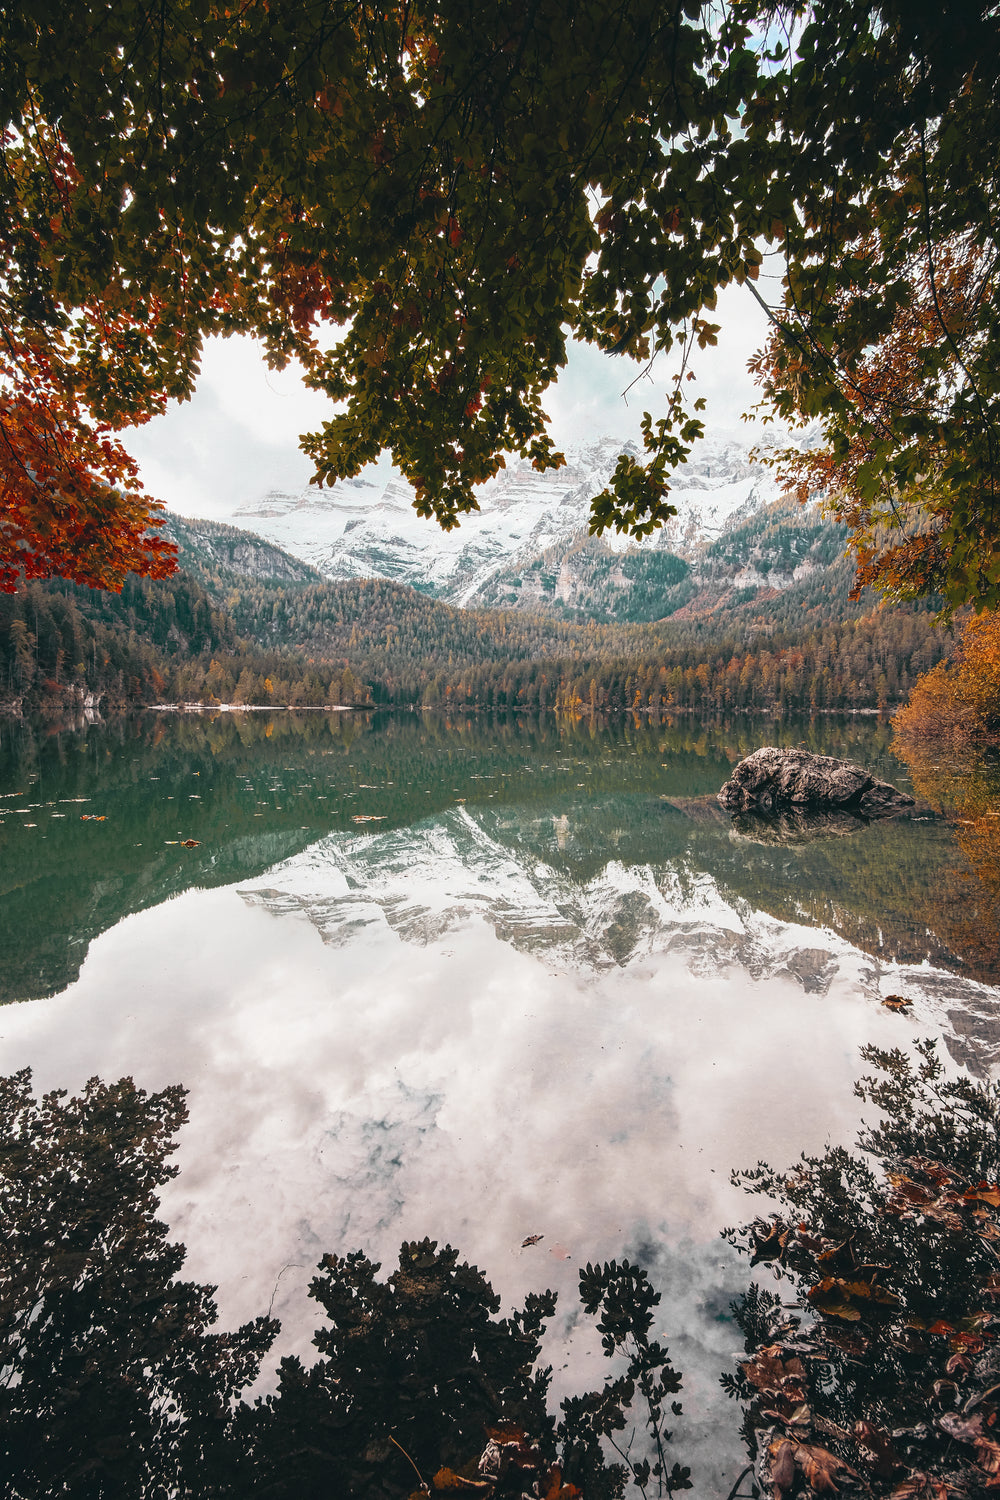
232, 433, 791, 617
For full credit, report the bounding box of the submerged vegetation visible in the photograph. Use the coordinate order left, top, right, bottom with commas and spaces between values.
726, 1041, 1000, 1499
0, 1069, 686, 1500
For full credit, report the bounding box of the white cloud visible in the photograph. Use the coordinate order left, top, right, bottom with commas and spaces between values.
126, 288, 771, 522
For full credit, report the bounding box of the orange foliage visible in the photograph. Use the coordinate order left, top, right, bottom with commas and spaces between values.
0, 114, 177, 592
891, 737, 1000, 983
893, 611, 1000, 741
0, 380, 176, 593
754, 239, 1000, 610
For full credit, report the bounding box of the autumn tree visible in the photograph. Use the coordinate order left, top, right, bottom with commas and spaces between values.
725, 1040, 1000, 1498
3, 2, 999, 604
893, 610, 1000, 740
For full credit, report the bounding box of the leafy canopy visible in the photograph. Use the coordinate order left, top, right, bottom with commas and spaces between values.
2, 2, 998, 604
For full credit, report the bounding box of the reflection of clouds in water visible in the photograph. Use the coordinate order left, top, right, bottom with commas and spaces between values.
0, 811, 984, 1493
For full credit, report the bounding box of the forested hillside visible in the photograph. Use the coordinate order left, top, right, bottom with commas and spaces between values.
0, 575, 370, 712
0, 510, 956, 717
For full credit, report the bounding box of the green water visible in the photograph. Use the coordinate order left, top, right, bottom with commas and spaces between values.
0, 708, 994, 1003
3, 706, 1000, 1497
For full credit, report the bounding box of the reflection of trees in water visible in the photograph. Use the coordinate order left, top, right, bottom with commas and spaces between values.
0, 1070, 276, 1496
2, 1071, 687, 1499
892, 738, 1000, 984
11, 1048, 1000, 1497
726, 1041, 1000, 1497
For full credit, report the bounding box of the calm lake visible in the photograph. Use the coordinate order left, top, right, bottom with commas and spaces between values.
2, 708, 999, 1493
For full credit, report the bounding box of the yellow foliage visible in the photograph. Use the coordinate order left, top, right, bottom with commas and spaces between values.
894, 611, 1000, 741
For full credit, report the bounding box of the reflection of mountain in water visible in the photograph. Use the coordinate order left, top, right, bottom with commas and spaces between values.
3, 709, 998, 1019
239, 800, 1000, 1076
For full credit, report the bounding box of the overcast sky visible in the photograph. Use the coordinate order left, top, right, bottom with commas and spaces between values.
126, 281, 772, 522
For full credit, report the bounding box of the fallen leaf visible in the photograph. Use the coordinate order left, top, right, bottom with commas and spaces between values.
521, 1234, 544, 1247
967, 1183, 1000, 1208
180, 839, 199, 847
890, 1473, 950, 1499
975, 1437, 1000, 1476
539, 1466, 582, 1499
795, 1440, 858, 1493
751, 1219, 790, 1266
769, 1437, 796, 1496
853, 1420, 902, 1478
430, 1468, 491, 1492
882, 994, 913, 1011
742, 1346, 807, 1399
483, 1423, 526, 1445
80, 814, 107, 821
937, 1411, 984, 1443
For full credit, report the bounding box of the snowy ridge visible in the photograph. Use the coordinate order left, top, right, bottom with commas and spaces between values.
233, 433, 788, 607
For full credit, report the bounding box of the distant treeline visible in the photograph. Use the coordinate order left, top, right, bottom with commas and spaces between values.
220, 574, 953, 714
0, 577, 371, 711
408, 610, 952, 714
0, 567, 954, 716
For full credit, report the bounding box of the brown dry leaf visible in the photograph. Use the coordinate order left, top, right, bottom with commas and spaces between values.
975, 1437, 1000, 1476
483, 1422, 526, 1445
808, 1277, 898, 1320
823, 1326, 870, 1358
80, 813, 107, 821
890, 1474, 949, 1500
743, 1345, 807, 1397
886, 1173, 935, 1207
751, 1220, 790, 1266
770, 1437, 797, 1497
539, 1465, 582, 1499
906, 1157, 956, 1188
521, 1234, 544, 1247
430, 1468, 491, 1493
853, 1420, 902, 1478
938, 1410, 984, 1443
180, 838, 200, 847
882, 995, 913, 1012
795, 1440, 858, 1493
967, 1183, 1000, 1208
815, 1236, 862, 1274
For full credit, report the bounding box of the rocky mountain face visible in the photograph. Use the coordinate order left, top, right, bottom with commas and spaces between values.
166, 514, 325, 587
229, 431, 848, 624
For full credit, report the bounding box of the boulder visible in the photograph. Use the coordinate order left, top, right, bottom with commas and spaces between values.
717, 746, 914, 817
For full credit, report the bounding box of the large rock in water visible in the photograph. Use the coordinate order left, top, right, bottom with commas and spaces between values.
717, 746, 914, 816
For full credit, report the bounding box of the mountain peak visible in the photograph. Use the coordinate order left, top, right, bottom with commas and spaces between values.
230, 430, 797, 615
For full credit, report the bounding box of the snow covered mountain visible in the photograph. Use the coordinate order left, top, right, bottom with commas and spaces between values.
232, 432, 792, 613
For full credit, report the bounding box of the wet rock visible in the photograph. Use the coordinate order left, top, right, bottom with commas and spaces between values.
718, 746, 914, 817
728, 806, 874, 845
